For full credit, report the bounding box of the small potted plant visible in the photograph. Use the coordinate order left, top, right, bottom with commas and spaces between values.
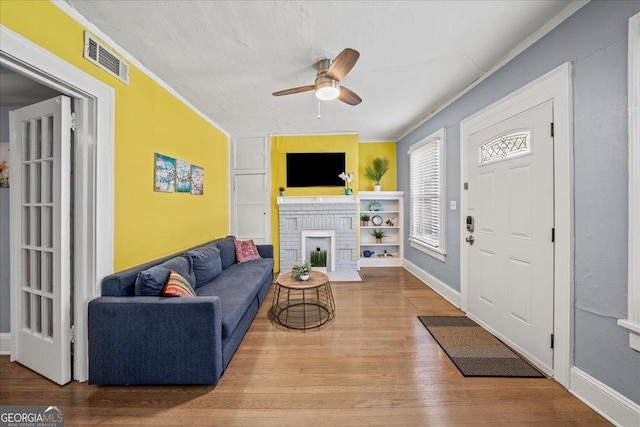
292, 260, 311, 281
279, 186, 286, 197
338, 172, 354, 195
371, 229, 386, 244
365, 157, 390, 191
361, 214, 370, 226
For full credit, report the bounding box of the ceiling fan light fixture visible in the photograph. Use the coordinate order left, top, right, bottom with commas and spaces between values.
315, 80, 340, 101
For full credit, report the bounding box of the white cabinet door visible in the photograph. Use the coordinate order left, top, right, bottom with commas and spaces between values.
10, 96, 72, 385
234, 173, 269, 243
466, 100, 554, 373
231, 137, 269, 244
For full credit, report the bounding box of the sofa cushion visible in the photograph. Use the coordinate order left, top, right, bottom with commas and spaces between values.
187, 243, 223, 287
216, 236, 237, 269
195, 258, 273, 339
135, 256, 195, 296
234, 239, 262, 263
163, 270, 196, 297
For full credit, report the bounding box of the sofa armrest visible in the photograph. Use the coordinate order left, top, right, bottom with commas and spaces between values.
88, 296, 223, 385
256, 244, 274, 259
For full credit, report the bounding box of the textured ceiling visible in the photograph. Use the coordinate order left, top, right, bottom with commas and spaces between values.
63, 1, 578, 141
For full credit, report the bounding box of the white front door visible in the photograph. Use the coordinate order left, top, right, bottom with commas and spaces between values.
466, 100, 554, 374
231, 137, 270, 243
9, 96, 72, 385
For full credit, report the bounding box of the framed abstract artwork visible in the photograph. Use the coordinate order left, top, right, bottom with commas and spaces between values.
154, 153, 175, 192
190, 164, 204, 195
176, 159, 191, 193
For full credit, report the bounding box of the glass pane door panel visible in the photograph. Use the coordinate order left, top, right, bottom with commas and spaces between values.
33, 295, 42, 334
43, 161, 53, 203
33, 207, 41, 247
32, 251, 41, 291
23, 292, 31, 331
43, 207, 52, 248
21, 250, 30, 288
45, 297, 53, 339
45, 116, 54, 159
33, 163, 41, 203
35, 118, 42, 160
22, 207, 30, 246
22, 164, 30, 203
22, 121, 30, 160
43, 252, 53, 293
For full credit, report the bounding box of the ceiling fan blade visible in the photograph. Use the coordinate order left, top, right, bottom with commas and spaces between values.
339, 86, 362, 106
326, 48, 360, 81
272, 85, 315, 96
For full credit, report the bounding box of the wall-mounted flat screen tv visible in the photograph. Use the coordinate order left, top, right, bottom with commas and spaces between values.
286, 152, 346, 187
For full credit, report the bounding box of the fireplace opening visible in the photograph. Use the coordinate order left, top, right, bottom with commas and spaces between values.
302, 231, 335, 273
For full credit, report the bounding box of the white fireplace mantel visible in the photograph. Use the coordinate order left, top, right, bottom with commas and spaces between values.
277, 195, 359, 205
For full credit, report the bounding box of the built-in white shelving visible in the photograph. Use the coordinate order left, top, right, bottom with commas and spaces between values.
358, 191, 404, 267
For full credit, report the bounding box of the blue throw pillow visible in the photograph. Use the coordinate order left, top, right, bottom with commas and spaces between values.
187, 243, 223, 287
135, 256, 195, 296
216, 236, 237, 269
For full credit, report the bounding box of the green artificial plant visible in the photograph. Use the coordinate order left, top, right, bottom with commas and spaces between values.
364, 157, 390, 185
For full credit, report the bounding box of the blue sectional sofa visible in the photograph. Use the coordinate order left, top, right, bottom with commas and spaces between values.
88, 236, 273, 385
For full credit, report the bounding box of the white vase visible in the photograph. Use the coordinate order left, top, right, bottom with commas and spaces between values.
374, 185, 381, 192
300, 273, 310, 281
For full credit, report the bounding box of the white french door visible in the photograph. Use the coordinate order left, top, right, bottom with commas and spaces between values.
466, 100, 554, 374
10, 96, 72, 385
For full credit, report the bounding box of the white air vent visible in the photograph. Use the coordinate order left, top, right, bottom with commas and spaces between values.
83, 32, 129, 84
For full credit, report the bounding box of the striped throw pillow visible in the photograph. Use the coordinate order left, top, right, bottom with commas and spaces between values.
162, 270, 196, 297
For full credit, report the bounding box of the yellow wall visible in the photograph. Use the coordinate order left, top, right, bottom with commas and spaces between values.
1, 1, 230, 270
358, 141, 397, 191
271, 134, 359, 270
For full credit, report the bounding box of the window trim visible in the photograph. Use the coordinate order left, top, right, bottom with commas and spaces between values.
408, 128, 446, 262
618, 12, 640, 351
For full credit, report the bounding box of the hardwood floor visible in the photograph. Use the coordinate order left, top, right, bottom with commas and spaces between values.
0, 267, 609, 426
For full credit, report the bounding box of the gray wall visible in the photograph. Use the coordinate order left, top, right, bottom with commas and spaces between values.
397, 1, 640, 404
0, 108, 8, 140
0, 108, 9, 333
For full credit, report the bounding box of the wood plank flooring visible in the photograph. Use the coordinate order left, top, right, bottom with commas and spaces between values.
0, 267, 609, 426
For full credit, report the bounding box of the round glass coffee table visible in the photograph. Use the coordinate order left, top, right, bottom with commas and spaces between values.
271, 270, 335, 330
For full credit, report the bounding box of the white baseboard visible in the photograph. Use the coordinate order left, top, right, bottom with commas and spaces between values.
570, 367, 640, 427
0, 333, 10, 355
403, 258, 461, 308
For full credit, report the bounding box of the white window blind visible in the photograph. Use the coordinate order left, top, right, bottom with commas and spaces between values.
409, 129, 445, 255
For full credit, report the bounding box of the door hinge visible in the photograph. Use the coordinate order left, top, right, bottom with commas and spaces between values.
550, 333, 554, 349
550, 122, 554, 137
70, 325, 76, 343
551, 228, 555, 243
70, 112, 77, 132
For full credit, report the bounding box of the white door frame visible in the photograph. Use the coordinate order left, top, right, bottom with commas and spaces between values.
1, 25, 115, 382
460, 62, 573, 387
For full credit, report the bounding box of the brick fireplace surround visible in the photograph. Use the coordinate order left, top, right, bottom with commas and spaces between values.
277, 196, 358, 274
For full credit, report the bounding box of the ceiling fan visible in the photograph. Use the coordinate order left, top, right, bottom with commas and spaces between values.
272, 48, 362, 106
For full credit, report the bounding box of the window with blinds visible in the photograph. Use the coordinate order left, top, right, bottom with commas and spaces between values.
408, 128, 445, 259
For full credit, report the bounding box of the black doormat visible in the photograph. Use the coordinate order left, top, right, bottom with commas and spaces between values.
418, 316, 544, 377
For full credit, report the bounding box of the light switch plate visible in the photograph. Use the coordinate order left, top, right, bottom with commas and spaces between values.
450, 201, 457, 210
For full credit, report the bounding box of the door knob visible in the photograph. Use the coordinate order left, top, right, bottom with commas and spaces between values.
465, 235, 475, 245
